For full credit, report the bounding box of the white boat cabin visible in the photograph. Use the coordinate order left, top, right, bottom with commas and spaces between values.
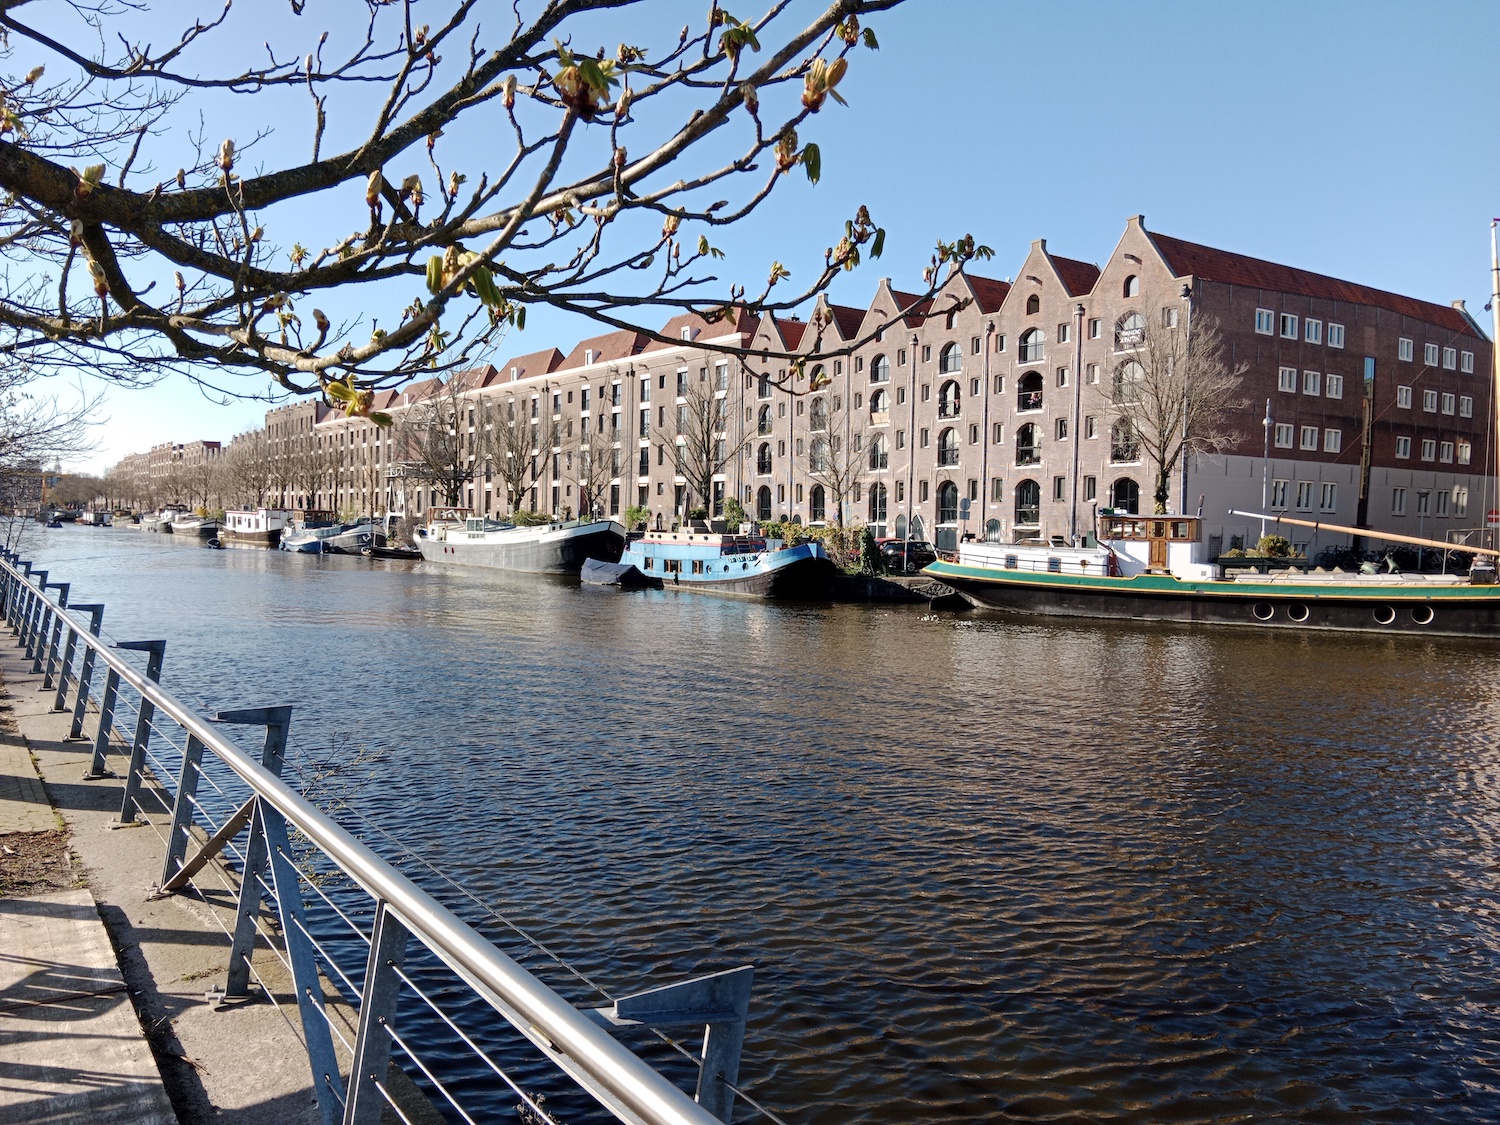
222, 508, 292, 535
957, 515, 1211, 579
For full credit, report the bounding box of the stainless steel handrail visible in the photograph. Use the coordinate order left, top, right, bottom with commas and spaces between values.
0, 554, 721, 1125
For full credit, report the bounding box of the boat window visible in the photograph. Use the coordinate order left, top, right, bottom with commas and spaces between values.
1004, 554, 1018, 569
642, 557, 653, 570
692, 560, 704, 574
1047, 557, 1062, 573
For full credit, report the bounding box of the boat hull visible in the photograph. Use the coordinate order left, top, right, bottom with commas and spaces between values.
419, 521, 624, 575
926, 561, 1500, 638
218, 529, 282, 549
623, 541, 837, 599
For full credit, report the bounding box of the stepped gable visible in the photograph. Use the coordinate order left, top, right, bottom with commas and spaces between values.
966, 273, 1012, 313
494, 348, 564, 382
561, 329, 649, 369
1148, 230, 1480, 338
1049, 254, 1101, 298
641, 308, 760, 352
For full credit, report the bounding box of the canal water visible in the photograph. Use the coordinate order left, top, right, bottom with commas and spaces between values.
24, 526, 1500, 1123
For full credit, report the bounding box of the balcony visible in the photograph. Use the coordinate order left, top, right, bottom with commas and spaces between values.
938, 402, 961, 419
1015, 505, 1040, 526
1017, 391, 1044, 412
870, 411, 890, 426
937, 450, 959, 467
1016, 446, 1041, 466
1018, 344, 1044, 363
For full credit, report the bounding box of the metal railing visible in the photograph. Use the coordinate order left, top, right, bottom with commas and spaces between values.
0, 550, 765, 1125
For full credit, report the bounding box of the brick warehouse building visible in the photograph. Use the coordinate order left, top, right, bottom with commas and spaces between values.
116, 216, 1494, 559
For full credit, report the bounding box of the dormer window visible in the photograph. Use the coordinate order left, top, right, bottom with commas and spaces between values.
681, 327, 693, 341
584, 349, 596, 365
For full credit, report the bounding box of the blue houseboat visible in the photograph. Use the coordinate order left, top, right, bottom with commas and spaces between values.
590, 524, 836, 598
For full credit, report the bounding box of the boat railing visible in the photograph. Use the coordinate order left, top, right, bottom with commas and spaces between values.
0, 549, 761, 1125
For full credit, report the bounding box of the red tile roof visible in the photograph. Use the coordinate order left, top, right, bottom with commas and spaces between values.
1050, 255, 1101, 298
778, 317, 807, 350
494, 348, 564, 382
445, 364, 500, 392
560, 330, 648, 370
827, 303, 865, 340
966, 273, 1012, 313
641, 308, 759, 352
890, 289, 933, 326
1150, 232, 1481, 338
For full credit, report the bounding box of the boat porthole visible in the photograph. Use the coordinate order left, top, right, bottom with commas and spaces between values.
1252, 602, 1274, 622
1373, 605, 1396, 626
1411, 605, 1434, 626
1287, 603, 1309, 623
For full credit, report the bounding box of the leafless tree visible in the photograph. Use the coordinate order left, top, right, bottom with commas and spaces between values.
224, 431, 274, 507
571, 427, 614, 520
654, 370, 744, 517
479, 393, 559, 514
1103, 304, 1248, 514
0, 1, 1007, 414
396, 377, 474, 507
803, 389, 865, 526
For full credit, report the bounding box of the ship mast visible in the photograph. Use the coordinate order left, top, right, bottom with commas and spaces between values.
1491, 220, 1500, 545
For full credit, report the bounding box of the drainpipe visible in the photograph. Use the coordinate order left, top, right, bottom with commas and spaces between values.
1069, 303, 1085, 543
981, 321, 994, 540
1180, 284, 1193, 514
906, 331, 919, 555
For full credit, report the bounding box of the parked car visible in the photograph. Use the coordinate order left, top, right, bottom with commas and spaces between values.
877, 538, 937, 573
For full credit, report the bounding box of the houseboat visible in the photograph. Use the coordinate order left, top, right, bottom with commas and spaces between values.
218, 508, 291, 548
417, 510, 625, 574
601, 523, 837, 598
925, 510, 1500, 638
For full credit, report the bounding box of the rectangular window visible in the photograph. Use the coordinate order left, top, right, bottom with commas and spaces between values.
993, 422, 1003, 443
1053, 475, 1067, 501
1295, 481, 1314, 510
971, 378, 981, 396
1280, 313, 1299, 339
972, 336, 982, 355
1162, 306, 1179, 328
1459, 393, 1475, 417
1398, 337, 1414, 362
1441, 392, 1455, 415
1396, 385, 1413, 409
1437, 490, 1450, 516
896, 480, 904, 502
1440, 440, 1454, 463
1088, 318, 1102, 339
1085, 363, 1099, 384
991, 477, 1004, 501
1443, 347, 1457, 370
921, 345, 931, 363
1324, 429, 1342, 453
994, 374, 1005, 394
1056, 323, 1070, 344
1056, 367, 1069, 387
1392, 487, 1406, 515
1327, 323, 1345, 349
1083, 476, 1097, 501
993, 337, 1004, 355
1255, 308, 1275, 335
1274, 423, 1294, 448
1085, 415, 1098, 439
896, 429, 905, 450
1461, 350, 1475, 374
1395, 436, 1411, 459
1304, 318, 1322, 344
1299, 425, 1319, 450
969, 424, 980, 444
1424, 342, 1439, 366
1423, 389, 1438, 412
919, 480, 929, 502
1416, 490, 1430, 515
1320, 482, 1337, 512
920, 383, 930, 402
1278, 366, 1297, 392
1303, 370, 1321, 395
1325, 373, 1343, 399
1456, 487, 1470, 516
1271, 479, 1289, 509
919, 427, 929, 448
1421, 438, 1436, 461
898, 348, 907, 366
1458, 440, 1472, 465
1055, 418, 1069, 440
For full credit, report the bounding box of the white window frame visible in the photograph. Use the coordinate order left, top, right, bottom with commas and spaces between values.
1274, 423, 1294, 449
1398, 337, 1414, 362
1327, 323, 1345, 349
1302, 370, 1321, 396
1442, 346, 1457, 370
1088, 318, 1102, 339
1254, 308, 1275, 335
1392, 487, 1406, 515
1458, 440, 1472, 465
1271, 479, 1289, 509
1304, 318, 1323, 344
1440, 441, 1454, 463
1279, 313, 1299, 339
1323, 429, 1342, 453
1396, 385, 1413, 409
1325, 373, 1343, 399
1421, 438, 1436, 461
1460, 395, 1473, 418
1424, 342, 1439, 366
1441, 392, 1455, 415
1299, 425, 1319, 451
1456, 486, 1470, 516
1395, 436, 1411, 459
1320, 482, 1337, 512
1437, 490, 1450, 517
1278, 366, 1297, 392
1422, 389, 1438, 413
1461, 350, 1475, 374
1295, 481, 1314, 511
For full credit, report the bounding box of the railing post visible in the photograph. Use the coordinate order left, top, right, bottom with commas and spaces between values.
68, 605, 106, 738
21, 570, 46, 655
343, 901, 410, 1125
56, 609, 104, 714
41, 582, 69, 686
115, 640, 166, 819
158, 734, 204, 882
33, 581, 66, 675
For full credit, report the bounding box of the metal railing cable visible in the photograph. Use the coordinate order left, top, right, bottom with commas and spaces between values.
0, 552, 738, 1125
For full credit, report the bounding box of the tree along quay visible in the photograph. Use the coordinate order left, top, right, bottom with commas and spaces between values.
22, 525, 1500, 1124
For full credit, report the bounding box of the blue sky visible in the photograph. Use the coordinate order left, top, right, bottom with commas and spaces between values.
59, 0, 1500, 474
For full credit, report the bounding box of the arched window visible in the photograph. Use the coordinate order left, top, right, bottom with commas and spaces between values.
809, 484, 826, 522
1111, 477, 1140, 513
937, 427, 959, 467
809, 364, 827, 391
985, 518, 1002, 542
1115, 311, 1146, 349
938, 343, 962, 373
1014, 479, 1041, 527
870, 354, 890, 383
809, 396, 828, 431
869, 482, 888, 524
895, 513, 907, 539
756, 485, 772, 521
1017, 371, 1044, 412
756, 442, 773, 474
1019, 327, 1045, 362
938, 380, 961, 418
1016, 423, 1040, 465
868, 433, 889, 470
937, 481, 959, 523
1123, 274, 1140, 297
1113, 360, 1145, 404
1025, 293, 1040, 315
1110, 421, 1139, 463
870, 388, 890, 418
810, 436, 830, 472
757, 404, 772, 434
